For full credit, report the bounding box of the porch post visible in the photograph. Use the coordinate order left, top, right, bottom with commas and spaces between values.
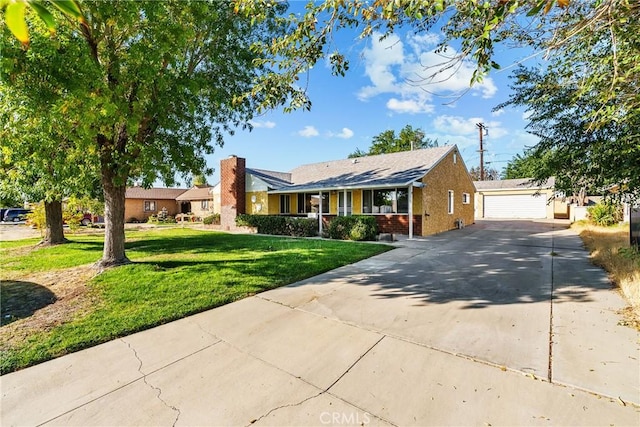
343, 190, 347, 216
318, 192, 323, 236
408, 185, 414, 239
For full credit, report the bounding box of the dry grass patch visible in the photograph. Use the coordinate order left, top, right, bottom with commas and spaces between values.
0, 265, 98, 348
572, 222, 640, 329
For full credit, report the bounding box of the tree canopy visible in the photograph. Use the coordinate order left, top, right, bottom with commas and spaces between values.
469, 166, 499, 181
1, 0, 288, 267
348, 125, 438, 158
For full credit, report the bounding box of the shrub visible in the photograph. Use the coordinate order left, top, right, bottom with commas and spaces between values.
203, 213, 221, 225
287, 217, 318, 237
147, 214, 158, 223
236, 214, 317, 237
327, 216, 378, 241
26, 203, 46, 235
587, 202, 623, 227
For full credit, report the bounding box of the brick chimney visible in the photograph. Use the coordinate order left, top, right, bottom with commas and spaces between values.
220, 155, 246, 229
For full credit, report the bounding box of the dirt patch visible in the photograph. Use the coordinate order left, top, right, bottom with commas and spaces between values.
0, 265, 99, 349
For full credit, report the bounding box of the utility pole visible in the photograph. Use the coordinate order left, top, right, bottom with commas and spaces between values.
476, 123, 488, 181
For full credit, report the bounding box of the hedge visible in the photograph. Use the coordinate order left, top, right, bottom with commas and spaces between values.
203, 213, 221, 225
235, 214, 317, 237
326, 215, 378, 241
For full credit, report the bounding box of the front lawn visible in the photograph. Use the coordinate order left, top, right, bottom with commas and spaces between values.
0, 228, 391, 373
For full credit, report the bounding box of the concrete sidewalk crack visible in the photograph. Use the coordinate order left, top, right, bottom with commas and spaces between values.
121, 339, 182, 427
245, 391, 323, 427
324, 335, 385, 393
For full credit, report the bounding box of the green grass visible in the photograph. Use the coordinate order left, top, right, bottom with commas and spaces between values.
0, 228, 391, 373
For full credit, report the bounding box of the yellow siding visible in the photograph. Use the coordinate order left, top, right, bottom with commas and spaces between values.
329, 192, 338, 214
421, 149, 475, 235
412, 187, 422, 215
352, 190, 362, 214
268, 194, 280, 214
246, 191, 269, 215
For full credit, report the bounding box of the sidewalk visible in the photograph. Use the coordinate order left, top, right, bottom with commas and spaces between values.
1, 221, 638, 426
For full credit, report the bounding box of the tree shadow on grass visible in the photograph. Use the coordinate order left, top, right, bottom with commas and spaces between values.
1, 281, 57, 326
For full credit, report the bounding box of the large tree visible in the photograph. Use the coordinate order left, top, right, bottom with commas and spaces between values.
496, 63, 639, 200
0, 28, 99, 245
348, 125, 438, 158
2, 0, 287, 268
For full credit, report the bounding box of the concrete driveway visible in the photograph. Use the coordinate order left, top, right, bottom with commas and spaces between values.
2, 220, 638, 426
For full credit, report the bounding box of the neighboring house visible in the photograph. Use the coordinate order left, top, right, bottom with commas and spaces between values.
474, 178, 557, 219
175, 185, 217, 219
124, 187, 187, 222
220, 145, 475, 237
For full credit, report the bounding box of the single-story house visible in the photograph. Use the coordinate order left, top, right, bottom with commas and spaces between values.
220, 145, 475, 237
175, 185, 219, 219
124, 186, 187, 222
474, 178, 559, 219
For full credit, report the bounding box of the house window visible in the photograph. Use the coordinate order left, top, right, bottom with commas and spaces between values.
144, 200, 156, 212
462, 193, 471, 204
297, 193, 329, 214
201, 200, 209, 210
338, 191, 352, 216
453, 153, 457, 164
362, 189, 408, 214
448, 190, 454, 214
280, 195, 290, 214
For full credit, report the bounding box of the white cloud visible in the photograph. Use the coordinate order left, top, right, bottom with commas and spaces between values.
491, 109, 505, 117
250, 120, 276, 129
335, 127, 354, 139
426, 115, 509, 153
433, 115, 507, 139
386, 98, 434, 114
358, 32, 498, 114
298, 125, 319, 138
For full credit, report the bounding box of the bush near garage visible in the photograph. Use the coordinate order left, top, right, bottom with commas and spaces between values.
236, 214, 317, 237
327, 215, 378, 241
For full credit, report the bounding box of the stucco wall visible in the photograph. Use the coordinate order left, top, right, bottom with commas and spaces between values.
188, 199, 215, 218
421, 149, 475, 235
124, 199, 180, 222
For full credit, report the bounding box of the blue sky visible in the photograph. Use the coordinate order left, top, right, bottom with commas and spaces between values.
204, 3, 541, 185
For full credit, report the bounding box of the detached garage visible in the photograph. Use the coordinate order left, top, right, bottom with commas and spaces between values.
474, 178, 555, 219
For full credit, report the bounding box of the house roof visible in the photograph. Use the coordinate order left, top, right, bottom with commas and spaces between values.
269, 145, 456, 193
474, 177, 555, 191
175, 185, 214, 201
125, 187, 187, 200
246, 168, 292, 188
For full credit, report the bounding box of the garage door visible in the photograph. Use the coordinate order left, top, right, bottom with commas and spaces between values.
483, 194, 547, 218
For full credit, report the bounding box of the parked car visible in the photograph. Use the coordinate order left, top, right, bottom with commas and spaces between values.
80, 213, 104, 226
3, 208, 31, 222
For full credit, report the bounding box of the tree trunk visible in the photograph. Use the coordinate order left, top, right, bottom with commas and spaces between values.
42, 200, 68, 245
96, 177, 130, 269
